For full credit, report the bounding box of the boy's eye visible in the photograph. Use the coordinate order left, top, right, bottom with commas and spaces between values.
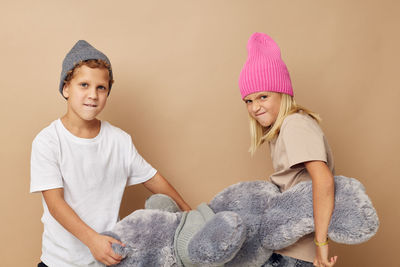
98, 86, 107, 91
80, 83, 88, 88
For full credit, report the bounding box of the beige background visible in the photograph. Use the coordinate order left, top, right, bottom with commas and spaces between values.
1, 0, 399, 266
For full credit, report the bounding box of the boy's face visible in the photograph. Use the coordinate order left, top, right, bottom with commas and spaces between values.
62, 65, 110, 122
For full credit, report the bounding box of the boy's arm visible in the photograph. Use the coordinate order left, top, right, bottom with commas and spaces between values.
42, 188, 124, 266
143, 172, 191, 211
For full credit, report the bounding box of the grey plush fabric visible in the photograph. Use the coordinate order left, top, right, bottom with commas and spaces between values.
210, 175, 379, 254
103, 175, 378, 266
106, 209, 182, 267
210, 182, 278, 266
188, 211, 246, 266
209, 178, 278, 266
260, 176, 379, 249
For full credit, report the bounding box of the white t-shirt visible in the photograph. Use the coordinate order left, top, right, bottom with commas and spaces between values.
30, 119, 157, 267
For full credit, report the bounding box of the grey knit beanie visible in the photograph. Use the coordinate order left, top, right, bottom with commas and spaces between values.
59, 40, 113, 97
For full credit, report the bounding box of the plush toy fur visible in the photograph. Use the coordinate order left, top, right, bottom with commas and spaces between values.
104, 176, 378, 266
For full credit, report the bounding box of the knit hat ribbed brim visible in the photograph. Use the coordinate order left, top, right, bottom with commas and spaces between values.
59, 40, 113, 98
238, 33, 293, 99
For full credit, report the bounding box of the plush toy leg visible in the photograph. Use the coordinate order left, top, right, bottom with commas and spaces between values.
145, 193, 181, 212
188, 211, 246, 266
260, 176, 379, 250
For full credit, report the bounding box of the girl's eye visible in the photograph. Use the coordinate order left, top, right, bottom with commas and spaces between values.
260, 95, 268, 100
244, 99, 252, 104
80, 83, 88, 88
98, 86, 107, 91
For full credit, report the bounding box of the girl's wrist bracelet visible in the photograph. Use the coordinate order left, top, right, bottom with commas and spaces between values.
314, 237, 329, 247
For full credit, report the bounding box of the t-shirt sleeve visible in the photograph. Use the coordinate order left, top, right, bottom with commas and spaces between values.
281, 115, 327, 168
126, 140, 157, 186
30, 133, 63, 193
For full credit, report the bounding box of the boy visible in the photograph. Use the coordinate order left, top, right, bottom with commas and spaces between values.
30, 40, 191, 267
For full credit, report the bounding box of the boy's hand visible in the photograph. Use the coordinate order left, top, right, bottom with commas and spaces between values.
313, 245, 338, 267
88, 233, 125, 266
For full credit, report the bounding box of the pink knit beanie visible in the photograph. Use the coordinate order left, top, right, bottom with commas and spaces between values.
238, 32, 293, 99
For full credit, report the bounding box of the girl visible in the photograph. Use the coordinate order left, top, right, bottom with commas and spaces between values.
238, 32, 338, 267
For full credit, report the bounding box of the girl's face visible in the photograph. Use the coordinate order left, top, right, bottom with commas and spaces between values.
244, 91, 282, 127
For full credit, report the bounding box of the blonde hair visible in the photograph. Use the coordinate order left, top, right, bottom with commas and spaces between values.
248, 93, 321, 155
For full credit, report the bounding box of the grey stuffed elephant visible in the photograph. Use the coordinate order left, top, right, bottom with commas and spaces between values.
103, 176, 379, 266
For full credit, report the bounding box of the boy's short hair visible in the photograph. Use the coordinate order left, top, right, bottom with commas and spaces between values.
59, 40, 113, 98
63, 59, 114, 96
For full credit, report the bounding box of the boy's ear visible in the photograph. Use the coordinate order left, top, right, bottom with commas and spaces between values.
62, 84, 69, 99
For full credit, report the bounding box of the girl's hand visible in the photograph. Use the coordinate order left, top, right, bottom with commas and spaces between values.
88, 233, 125, 266
313, 244, 337, 267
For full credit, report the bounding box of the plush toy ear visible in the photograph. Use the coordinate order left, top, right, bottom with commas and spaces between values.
145, 194, 181, 212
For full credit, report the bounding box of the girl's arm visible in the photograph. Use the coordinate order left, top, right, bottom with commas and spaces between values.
42, 188, 124, 266
305, 161, 338, 267
143, 172, 192, 211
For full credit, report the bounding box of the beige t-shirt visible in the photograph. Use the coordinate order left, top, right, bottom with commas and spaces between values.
268, 112, 335, 262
